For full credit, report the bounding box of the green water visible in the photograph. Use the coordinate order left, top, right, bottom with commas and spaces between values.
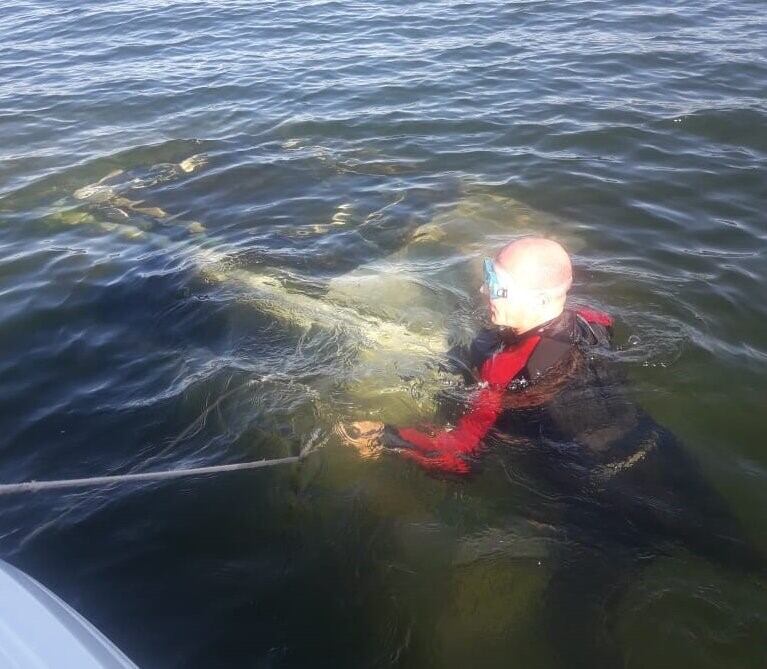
1, 1, 766, 667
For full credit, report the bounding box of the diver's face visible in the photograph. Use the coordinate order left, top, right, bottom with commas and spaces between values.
482, 258, 531, 332
484, 285, 567, 334
486, 292, 530, 332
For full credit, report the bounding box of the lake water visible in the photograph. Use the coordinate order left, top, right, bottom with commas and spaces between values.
1, 1, 766, 667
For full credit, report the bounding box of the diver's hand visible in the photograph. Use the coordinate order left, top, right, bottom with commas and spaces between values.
337, 420, 385, 459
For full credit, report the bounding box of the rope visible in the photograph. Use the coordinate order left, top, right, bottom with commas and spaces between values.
0, 442, 317, 497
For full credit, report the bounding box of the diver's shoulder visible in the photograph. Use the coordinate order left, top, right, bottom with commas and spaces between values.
442, 327, 503, 382
570, 306, 614, 347
469, 327, 505, 366
574, 307, 613, 328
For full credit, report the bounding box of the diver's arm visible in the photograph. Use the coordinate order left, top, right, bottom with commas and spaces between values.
379, 384, 506, 474
380, 336, 542, 475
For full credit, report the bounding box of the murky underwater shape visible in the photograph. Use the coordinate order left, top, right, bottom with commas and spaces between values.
0, 0, 766, 667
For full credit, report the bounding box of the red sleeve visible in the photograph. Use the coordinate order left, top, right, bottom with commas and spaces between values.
391, 335, 541, 474
576, 307, 613, 327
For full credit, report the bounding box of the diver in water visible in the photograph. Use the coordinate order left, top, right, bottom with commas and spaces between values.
340, 237, 763, 667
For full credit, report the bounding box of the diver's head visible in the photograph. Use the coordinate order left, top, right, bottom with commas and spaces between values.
482, 237, 572, 333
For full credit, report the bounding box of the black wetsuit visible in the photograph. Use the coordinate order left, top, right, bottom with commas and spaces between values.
383, 307, 762, 667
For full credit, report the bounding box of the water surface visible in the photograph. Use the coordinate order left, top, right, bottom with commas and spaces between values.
1, 1, 766, 667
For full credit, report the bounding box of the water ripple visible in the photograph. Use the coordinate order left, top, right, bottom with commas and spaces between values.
1, 0, 766, 666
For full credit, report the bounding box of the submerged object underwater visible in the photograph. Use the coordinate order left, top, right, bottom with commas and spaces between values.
54, 159, 571, 428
